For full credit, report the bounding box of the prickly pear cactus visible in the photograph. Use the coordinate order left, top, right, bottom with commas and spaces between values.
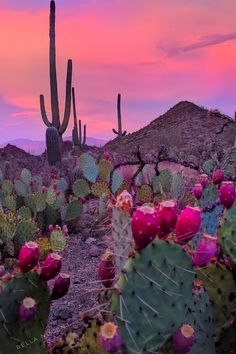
35, 237, 52, 260
91, 181, 110, 197
13, 219, 37, 251
112, 207, 133, 273
161, 285, 215, 354
202, 159, 216, 175
0, 271, 50, 354
63, 200, 83, 222
197, 264, 236, 337
98, 159, 112, 183
21, 168, 32, 186
152, 169, 173, 194
72, 179, 90, 198
79, 154, 98, 183
136, 184, 153, 203
78, 320, 108, 354
50, 230, 67, 252
17, 206, 32, 220
218, 219, 236, 264
111, 240, 195, 354
111, 170, 123, 194
170, 172, 185, 201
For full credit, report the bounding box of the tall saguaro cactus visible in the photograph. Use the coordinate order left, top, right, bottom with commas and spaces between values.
112, 93, 127, 140
39, 0, 72, 139
72, 87, 87, 146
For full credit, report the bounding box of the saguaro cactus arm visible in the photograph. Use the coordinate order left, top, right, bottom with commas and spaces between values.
83, 124, 87, 145
59, 59, 73, 134
39, 95, 51, 127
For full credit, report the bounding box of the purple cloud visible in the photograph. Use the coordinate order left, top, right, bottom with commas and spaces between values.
159, 32, 236, 56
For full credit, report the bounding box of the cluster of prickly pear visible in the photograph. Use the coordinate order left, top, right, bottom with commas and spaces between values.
92, 171, 236, 354
0, 240, 70, 353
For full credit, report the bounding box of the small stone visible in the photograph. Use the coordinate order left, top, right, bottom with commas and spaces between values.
85, 237, 96, 245
89, 245, 100, 257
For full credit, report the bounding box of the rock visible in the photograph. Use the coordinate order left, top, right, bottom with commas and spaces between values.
85, 237, 96, 245
89, 245, 100, 257
53, 307, 72, 320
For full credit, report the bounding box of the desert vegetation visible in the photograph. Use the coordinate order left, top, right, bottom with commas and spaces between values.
0, 1, 236, 354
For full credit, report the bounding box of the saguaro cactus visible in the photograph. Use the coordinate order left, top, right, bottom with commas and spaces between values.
112, 93, 126, 140
72, 87, 86, 146
46, 127, 61, 165
39, 0, 72, 140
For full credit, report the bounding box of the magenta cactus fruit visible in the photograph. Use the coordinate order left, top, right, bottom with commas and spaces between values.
192, 233, 217, 267
212, 169, 224, 185
192, 183, 203, 200
18, 297, 37, 323
175, 206, 201, 245
172, 324, 195, 354
18, 241, 40, 273
103, 151, 111, 160
199, 174, 208, 188
48, 224, 54, 232
98, 250, 115, 288
55, 225, 61, 231
98, 322, 122, 353
132, 204, 159, 250
41, 186, 47, 193
156, 200, 177, 239
219, 181, 236, 209
51, 273, 70, 300
62, 225, 69, 235
39, 253, 62, 281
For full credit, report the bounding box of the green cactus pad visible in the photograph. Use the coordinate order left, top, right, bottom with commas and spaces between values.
46, 188, 57, 205
91, 181, 110, 197
199, 184, 218, 209
112, 207, 134, 273
72, 179, 91, 198
79, 154, 99, 183
5, 195, 16, 211
223, 200, 236, 223
34, 192, 47, 213
0, 271, 50, 354
202, 160, 216, 175
14, 179, 29, 197
111, 239, 195, 354
152, 169, 173, 194
171, 172, 185, 201
197, 264, 236, 337
17, 206, 32, 220
14, 220, 37, 251
218, 219, 236, 264
54, 193, 65, 210
21, 168, 32, 186
43, 205, 60, 230
136, 184, 153, 203
6, 239, 15, 257
215, 322, 236, 353
57, 177, 69, 192
64, 200, 83, 222
0, 211, 17, 240
50, 230, 67, 252
111, 170, 123, 194
35, 237, 52, 260
78, 320, 108, 354
2, 179, 14, 195
24, 193, 36, 212
98, 159, 112, 182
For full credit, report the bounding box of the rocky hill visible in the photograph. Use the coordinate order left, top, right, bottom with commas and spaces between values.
104, 101, 236, 163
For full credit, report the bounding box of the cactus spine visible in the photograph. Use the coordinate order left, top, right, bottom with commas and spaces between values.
39, 0, 72, 139
112, 93, 126, 140
72, 87, 86, 146
46, 127, 61, 165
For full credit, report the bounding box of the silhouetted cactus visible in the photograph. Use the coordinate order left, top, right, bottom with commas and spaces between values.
112, 93, 126, 140
72, 87, 86, 146
39, 0, 72, 140
46, 127, 61, 165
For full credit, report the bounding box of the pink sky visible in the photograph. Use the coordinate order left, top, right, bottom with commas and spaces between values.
0, 0, 236, 143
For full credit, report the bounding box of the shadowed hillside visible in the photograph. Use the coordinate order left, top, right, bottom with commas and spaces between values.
104, 101, 236, 162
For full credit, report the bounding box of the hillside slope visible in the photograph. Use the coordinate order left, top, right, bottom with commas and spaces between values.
104, 101, 236, 162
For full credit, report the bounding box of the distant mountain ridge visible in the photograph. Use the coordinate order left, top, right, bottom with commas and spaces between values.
0, 136, 107, 155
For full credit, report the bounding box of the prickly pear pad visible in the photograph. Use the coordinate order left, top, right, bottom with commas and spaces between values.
111, 239, 195, 354
0, 271, 50, 354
